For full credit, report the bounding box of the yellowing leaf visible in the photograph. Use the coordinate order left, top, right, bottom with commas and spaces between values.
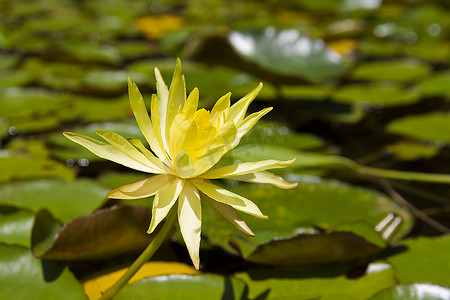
135, 15, 185, 39
328, 39, 358, 57
83, 261, 199, 300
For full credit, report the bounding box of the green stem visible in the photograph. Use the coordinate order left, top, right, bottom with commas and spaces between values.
358, 166, 450, 184
99, 209, 176, 300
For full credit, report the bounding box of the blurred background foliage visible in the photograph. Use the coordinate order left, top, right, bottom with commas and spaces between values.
0, 0, 449, 299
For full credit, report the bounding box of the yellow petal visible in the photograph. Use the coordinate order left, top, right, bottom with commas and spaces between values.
210, 92, 231, 126
150, 93, 171, 161
182, 88, 199, 117
201, 159, 296, 179
177, 181, 202, 270
127, 77, 166, 160
192, 179, 267, 219
174, 151, 194, 178
170, 118, 197, 159
203, 194, 254, 236
128, 139, 172, 173
147, 178, 184, 234
166, 58, 186, 143
228, 83, 263, 124
63, 132, 157, 173
96, 129, 164, 173
232, 107, 272, 148
154, 68, 170, 154
227, 171, 298, 189
107, 174, 173, 199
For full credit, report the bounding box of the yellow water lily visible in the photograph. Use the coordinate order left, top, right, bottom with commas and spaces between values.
64, 59, 297, 269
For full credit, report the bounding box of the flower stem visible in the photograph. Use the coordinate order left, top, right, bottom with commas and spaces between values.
99, 209, 177, 300
358, 166, 450, 184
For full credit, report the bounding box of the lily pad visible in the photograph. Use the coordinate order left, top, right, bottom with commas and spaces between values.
0, 244, 87, 300
369, 283, 450, 300
0, 69, 36, 88
387, 113, 450, 144
116, 274, 247, 300
31, 205, 161, 260
82, 70, 148, 95
415, 70, 450, 97
236, 262, 396, 300
386, 141, 439, 161
0, 152, 75, 183
227, 28, 347, 82
387, 236, 450, 286
0, 179, 108, 222
332, 83, 421, 107
233, 226, 385, 266
201, 176, 412, 258
0, 87, 70, 118
0, 205, 34, 247
350, 59, 430, 82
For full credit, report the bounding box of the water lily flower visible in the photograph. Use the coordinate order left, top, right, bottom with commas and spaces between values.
64, 59, 297, 269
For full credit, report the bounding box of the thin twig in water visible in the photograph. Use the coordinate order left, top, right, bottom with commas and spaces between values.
379, 179, 450, 234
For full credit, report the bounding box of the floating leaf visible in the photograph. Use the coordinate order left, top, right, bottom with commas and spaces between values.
0, 205, 34, 247
386, 141, 439, 161
387, 236, 450, 286
369, 283, 450, 300
31, 205, 163, 260
227, 28, 347, 82
333, 83, 421, 107
0, 69, 36, 88
236, 262, 396, 300
0, 88, 70, 118
415, 70, 450, 97
0, 179, 108, 222
351, 59, 430, 82
115, 274, 247, 300
0, 244, 87, 300
201, 177, 412, 258
84, 261, 199, 300
0, 152, 74, 183
235, 226, 385, 266
387, 113, 450, 144
135, 15, 185, 39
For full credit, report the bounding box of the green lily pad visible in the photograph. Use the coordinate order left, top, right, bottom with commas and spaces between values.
201, 177, 412, 258
0, 179, 108, 223
0, 69, 36, 88
0, 205, 34, 247
0, 54, 19, 69
8, 115, 62, 133
387, 113, 450, 144
369, 283, 450, 300
116, 274, 247, 300
0, 88, 70, 118
242, 121, 324, 150
281, 84, 333, 99
236, 262, 396, 300
415, 70, 450, 97
0, 244, 87, 300
0, 152, 75, 183
227, 28, 347, 82
32, 205, 160, 260
332, 83, 421, 107
82, 70, 148, 95
387, 236, 450, 286
41, 41, 120, 65
350, 59, 430, 82
386, 141, 439, 161
71, 95, 131, 122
